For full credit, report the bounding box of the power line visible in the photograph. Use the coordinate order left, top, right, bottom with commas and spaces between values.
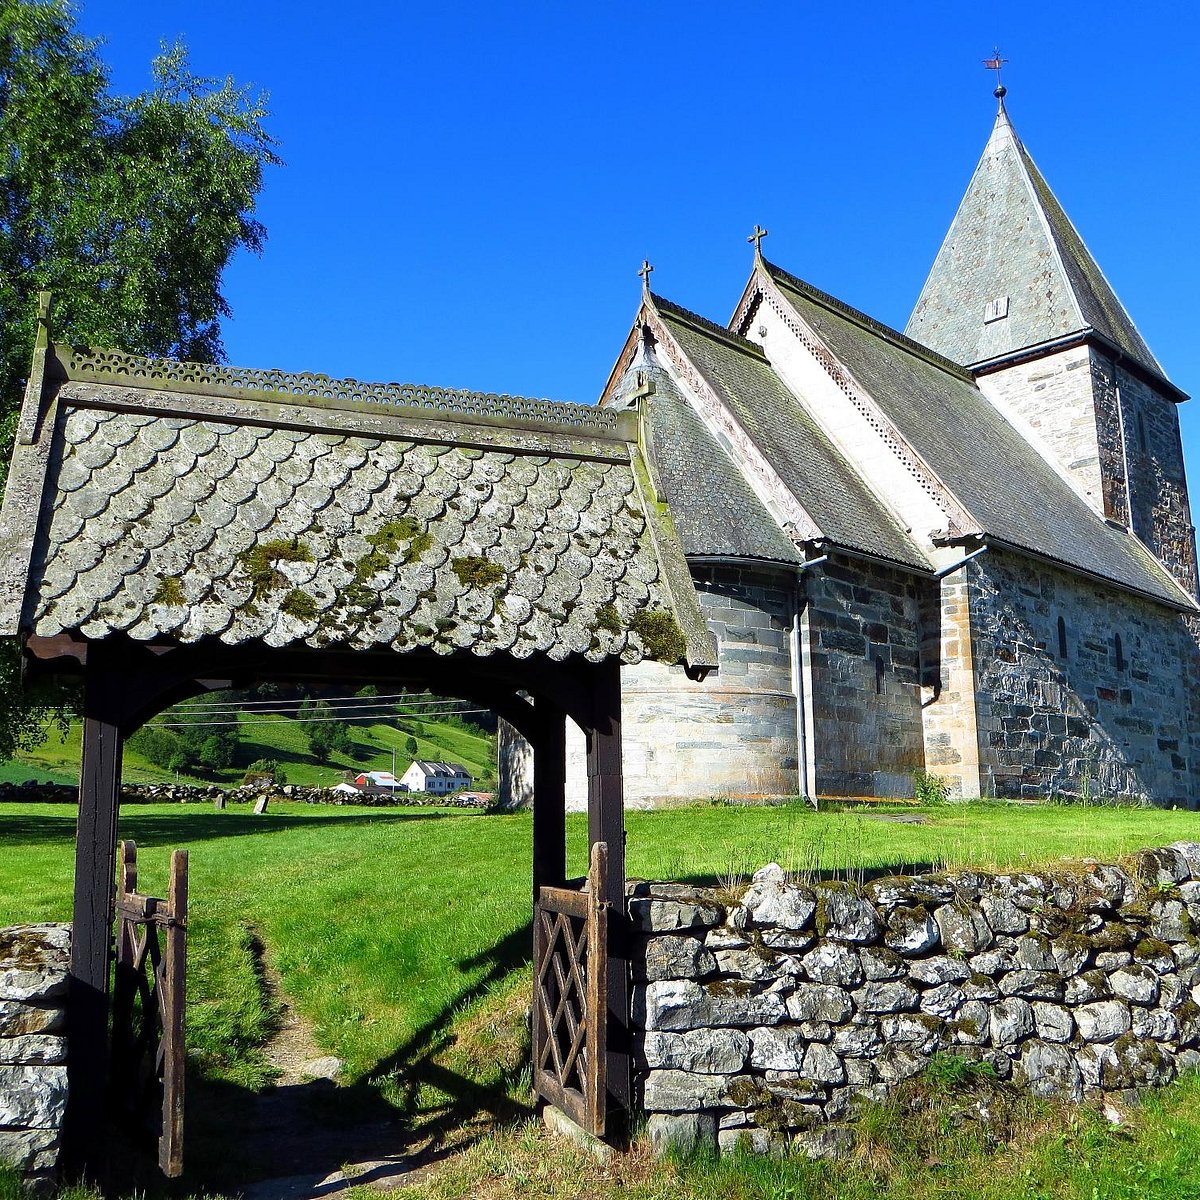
147, 707, 492, 729
174, 689, 441, 710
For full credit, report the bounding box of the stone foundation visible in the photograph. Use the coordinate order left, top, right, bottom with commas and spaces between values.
630, 845, 1200, 1157
0, 925, 69, 1184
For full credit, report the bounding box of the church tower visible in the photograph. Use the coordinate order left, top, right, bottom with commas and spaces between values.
907, 87, 1198, 597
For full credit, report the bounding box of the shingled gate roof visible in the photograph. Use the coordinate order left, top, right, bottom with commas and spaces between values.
763, 262, 1196, 612
0, 333, 718, 671
906, 101, 1167, 383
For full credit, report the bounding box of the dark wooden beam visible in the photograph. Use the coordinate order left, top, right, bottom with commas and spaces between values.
585, 658, 630, 1126
63, 657, 125, 1172
531, 708, 567, 899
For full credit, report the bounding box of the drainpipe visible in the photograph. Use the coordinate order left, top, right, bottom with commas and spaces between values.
792, 554, 828, 804
934, 544, 989, 578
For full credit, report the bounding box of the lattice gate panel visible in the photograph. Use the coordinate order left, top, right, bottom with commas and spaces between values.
110, 840, 188, 1177
533, 841, 608, 1136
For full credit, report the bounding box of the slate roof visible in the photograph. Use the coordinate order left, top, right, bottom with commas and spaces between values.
608, 359, 802, 565
0, 344, 718, 669
906, 102, 1166, 381
651, 296, 930, 572
765, 262, 1196, 611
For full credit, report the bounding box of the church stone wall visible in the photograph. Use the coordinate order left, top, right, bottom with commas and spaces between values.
1097, 356, 1199, 597
804, 555, 925, 798
968, 550, 1196, 806
556, 564, 799, 808
977, 346, 1110, 517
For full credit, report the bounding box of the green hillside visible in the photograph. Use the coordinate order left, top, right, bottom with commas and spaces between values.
3, 706, 496, 789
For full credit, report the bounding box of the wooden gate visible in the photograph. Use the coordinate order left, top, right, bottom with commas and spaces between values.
110, 840, 188, 1177
533, 840, 609, 1136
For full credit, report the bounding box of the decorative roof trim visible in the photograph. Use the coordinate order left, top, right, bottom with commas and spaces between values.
750, 265, 980, 540
51, 344, 638, 444
639, 299, 824, 544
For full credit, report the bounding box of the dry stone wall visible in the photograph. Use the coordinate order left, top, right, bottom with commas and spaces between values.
0, 926, 69, 1184
630, 844, 1200, 1157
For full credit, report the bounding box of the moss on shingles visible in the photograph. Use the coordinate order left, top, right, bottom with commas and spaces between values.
281, 589, 317, 621
452, 556, 505, 588
355, 518, 433, 581
239, 538, 313, 598
594, 603, 622, 634
153, 575, 185, 606
629, 609, 687, 663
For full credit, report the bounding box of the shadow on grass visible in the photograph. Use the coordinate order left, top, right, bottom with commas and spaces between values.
665, 861, 949, 889
173, 918, 536, 1197
0, 807, 460, 848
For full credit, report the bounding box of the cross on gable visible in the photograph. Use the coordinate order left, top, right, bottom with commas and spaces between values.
638, 260, 654, 289
748, 225, 769, 253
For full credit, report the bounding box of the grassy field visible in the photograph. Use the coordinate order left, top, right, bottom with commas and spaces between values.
0, 707, 495, 788
2, 799, 1200, 1197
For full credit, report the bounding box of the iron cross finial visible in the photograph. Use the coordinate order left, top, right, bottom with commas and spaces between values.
638, 260, 654, 291
748, 225, 769, 254
983, 48, 1009, 105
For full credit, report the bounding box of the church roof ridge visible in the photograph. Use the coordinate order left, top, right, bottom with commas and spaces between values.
758, 258, 976, 383
906, 103, 1168, 383
648, 293, 768, 360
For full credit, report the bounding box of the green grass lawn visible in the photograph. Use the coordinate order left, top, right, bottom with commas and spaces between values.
2, 709, 495, 788
2, 799, 1199, 1196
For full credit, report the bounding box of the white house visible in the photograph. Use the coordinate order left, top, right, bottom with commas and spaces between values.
400, 761, 472, 795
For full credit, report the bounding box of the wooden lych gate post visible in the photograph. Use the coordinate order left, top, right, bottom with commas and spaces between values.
110, 840, 188, 1177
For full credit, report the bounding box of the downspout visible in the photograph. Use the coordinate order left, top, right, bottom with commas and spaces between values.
792, 554, 828, 807
934, 544, 988, 578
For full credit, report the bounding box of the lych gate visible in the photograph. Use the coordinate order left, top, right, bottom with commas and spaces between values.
0, 297, 717, 1170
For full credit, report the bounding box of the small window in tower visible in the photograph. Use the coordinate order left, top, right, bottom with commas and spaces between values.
1114, 632, 1127, 671
1057, 615, 1068, 659
874, 655, 885, 695
1137, 412, 1148, 453
984, 296, 1009, 323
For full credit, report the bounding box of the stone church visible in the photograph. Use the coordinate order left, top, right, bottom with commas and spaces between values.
521, 89, 1200, 809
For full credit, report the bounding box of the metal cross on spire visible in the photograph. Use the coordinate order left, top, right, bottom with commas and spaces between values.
983, 48, 1009, 106
748, 225, 769, 254
638, 259, 654, 292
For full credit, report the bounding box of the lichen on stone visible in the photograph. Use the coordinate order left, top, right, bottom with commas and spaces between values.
239, 538, 313, 598
280, 589, 317, 621
594, 603, 622, 634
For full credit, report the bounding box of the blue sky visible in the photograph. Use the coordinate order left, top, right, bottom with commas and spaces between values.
78, 2, 1200, 473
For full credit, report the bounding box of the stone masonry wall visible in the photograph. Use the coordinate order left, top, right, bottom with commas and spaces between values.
630, 844, 1200, 1158
554, 564, 799, 807
804, 555, 925, 798
969, 549, 1197, 806
0, 925, 69, 1184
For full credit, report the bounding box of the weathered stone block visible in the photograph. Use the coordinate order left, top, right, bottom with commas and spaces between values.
1109, 965, 1159, 1006
1150, 899, 1192, 943
793, 1125, 854, 1161
637, 935, 717, 982
1018, 1040, 1082, 1100
980, 895, 1028, 935
0, 1034, 66, 1065
950, 1000, 989, 1044
885, 906, 939, 955
881, 1013, 940, 1053
740, 877, 816, 932
815, 888, 883, 944
909, 956, 970, 986
1014, 933, 1056, 971
786, 983, 852, 1024
1050, 935, 1091, 977
832, 1023, 881, 1055
1031, 1001, 1073, 1043
920, 984, 964, 1019
643, 1069, 735, 1112
800, 943, 863, 987
875, 1045, 927, 1081
0, 1127, 59, 1175
1133, 848, 1190, 887
629, 892, 725, 933
647, 1112, 717, 1158
854, 981, 918, 1014
0, 1001, 64, 1039
970, 948, 1016, 975
642, 1029, 750, 1074
933, 902, 990, 953
714, 946, 784, 982
0, 1064, 67, 1127
1000, 970, 1063, 1001
1167, 843, 1200, 880
1075, 1000, 1132, 1042
802, 1042, 845, 1084
989, 997, 1034, 1047
1132, 1007, 1178, 1042
748, 1027, 807, 1072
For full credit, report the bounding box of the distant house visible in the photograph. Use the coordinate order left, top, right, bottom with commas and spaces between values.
400, 761, 471, 795
353, 770, 407, 793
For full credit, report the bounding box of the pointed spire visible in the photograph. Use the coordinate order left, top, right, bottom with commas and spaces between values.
906, 96, 1164, 379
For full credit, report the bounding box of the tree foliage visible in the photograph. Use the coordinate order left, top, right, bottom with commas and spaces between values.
0, 1, 277, 762
299, 699, 352, 764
